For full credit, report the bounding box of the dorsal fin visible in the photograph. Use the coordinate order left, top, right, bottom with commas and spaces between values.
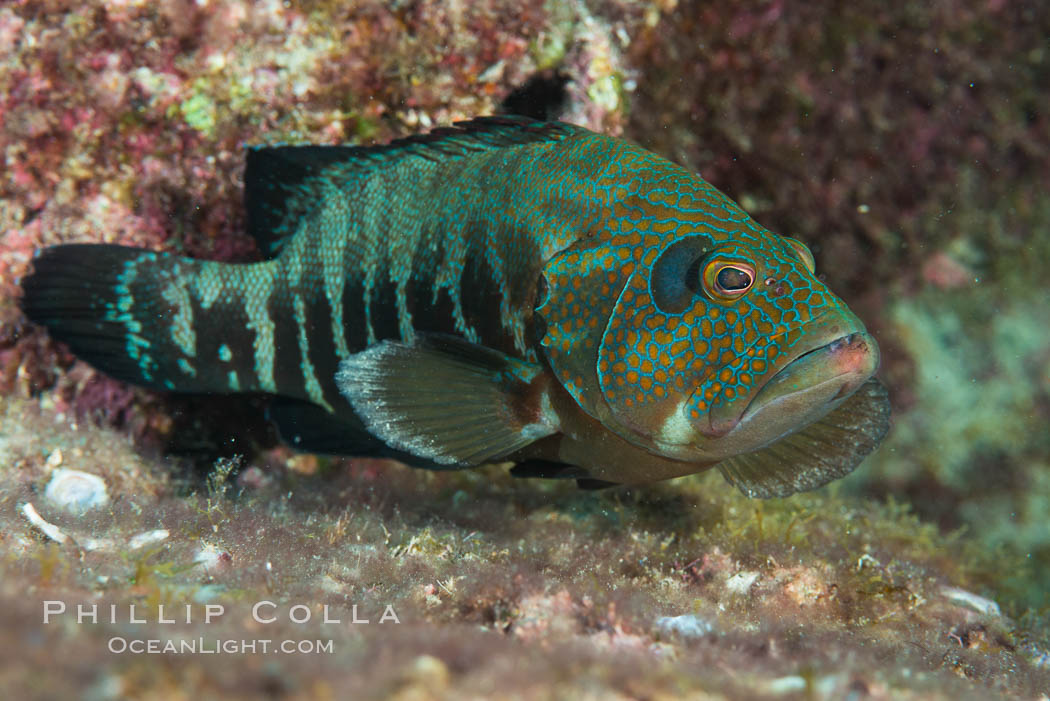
245, 145, 360, 258
244, 116, 579, 258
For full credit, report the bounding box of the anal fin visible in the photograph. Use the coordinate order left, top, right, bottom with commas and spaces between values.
268, 397, 462, 471
336, 334, 558, 467
508, 460, 621, 490
269, 397, 387, 457
510, 460, 588, 480
575, 478, 621, 490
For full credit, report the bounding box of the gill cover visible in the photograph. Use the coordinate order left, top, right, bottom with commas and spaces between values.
535, 237, 623, 425
536, 234, 725, 443
594, 235, 720, 438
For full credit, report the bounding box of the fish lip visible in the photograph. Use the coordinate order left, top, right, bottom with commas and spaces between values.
737, 330, 878, 420
700, 329, 876, 439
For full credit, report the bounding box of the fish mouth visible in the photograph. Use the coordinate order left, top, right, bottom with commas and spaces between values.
701, 330, 880, 446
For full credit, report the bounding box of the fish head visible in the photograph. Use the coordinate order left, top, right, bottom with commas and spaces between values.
536, 225, 880, 462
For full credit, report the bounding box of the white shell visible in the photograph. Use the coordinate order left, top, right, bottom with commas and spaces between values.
44, 468, 109, 514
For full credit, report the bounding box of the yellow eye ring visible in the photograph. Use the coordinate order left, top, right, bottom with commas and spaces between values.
701, 259, 755, 301
784, 237, 815, 273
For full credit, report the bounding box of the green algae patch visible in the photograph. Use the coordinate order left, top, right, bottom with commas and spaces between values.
177, 85, 219, 137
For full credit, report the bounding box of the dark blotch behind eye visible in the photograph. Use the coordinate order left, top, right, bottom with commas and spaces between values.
650, 236, 714, 314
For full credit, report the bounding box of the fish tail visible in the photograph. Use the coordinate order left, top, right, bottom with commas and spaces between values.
21, 243, 270, 395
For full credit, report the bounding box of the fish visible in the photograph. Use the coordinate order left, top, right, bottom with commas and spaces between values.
20, 116, 890, 497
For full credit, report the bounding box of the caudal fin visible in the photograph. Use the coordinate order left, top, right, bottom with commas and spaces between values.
22, 244, 165, 387
21, 243, 237, 393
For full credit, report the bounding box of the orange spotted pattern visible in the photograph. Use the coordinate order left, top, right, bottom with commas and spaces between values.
535, 135, 848, 439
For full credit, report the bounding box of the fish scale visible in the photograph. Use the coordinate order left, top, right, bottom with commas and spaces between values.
20, 116, 889, 496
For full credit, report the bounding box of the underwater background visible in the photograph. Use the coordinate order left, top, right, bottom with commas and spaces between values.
0, 0, 1047, 698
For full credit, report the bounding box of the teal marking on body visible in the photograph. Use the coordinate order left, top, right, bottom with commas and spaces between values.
193, 267, 224, 310
161, 276, 196, 357
243, 262, 279, 392
293, 293, 332, 411
177, 357, 196, 377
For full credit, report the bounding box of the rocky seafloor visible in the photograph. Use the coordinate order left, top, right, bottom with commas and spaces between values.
1, 1, 1048, 698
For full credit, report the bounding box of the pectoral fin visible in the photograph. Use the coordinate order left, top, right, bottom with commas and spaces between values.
336, 335, 558, 467
717, 378, 891, 498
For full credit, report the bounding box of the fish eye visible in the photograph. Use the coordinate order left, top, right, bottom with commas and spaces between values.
701, 259, 755, 301
716, 266, 753, 292
784, 237, 815, 273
